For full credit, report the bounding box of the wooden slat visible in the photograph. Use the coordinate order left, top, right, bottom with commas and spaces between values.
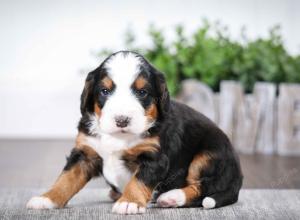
253, 83, 276, 154
177, 79, 217, 122
277, 83, 300, 155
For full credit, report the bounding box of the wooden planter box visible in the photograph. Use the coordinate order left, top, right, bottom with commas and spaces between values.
177, 80, 300, 156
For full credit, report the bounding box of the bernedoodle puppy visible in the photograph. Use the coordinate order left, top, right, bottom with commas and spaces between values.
27, 51, 243, 214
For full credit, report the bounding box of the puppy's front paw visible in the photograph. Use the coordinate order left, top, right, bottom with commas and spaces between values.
26, 196, 57, 209
157, 189, 186, 207
112, 201, 146, 214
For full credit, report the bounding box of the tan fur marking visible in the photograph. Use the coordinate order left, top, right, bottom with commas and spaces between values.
102, 76, 113, 89
123, 136, 159, 158
42, 132, 101, 208
43, 164, 87, 208
75, 132, 87, 147
143, 136, 159, 144
75, 133, 102, 158
94, 103, 101, 117
125, 142, 159, 156
117, 176, 152, 207
75, 132, 97, 152
75, 133, 102, 175
145, 103, 158, 121
183, 153, 211, 204
186, 153, 210, 184
134, 76, 147, 90
182, 185, 201, 204
122, 136, 160, 172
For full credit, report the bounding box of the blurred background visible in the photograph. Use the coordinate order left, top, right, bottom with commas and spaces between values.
1, 0, 300, 190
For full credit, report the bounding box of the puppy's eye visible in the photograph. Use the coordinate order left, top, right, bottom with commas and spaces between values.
136, 89, 148, 98
100, 89, 111, 96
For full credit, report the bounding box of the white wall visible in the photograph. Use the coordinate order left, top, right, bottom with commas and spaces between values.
0, 0, 299, 138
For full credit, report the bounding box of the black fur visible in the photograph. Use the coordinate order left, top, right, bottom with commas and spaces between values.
154, 101, 243, 207
64, 148, 103, 180
78, 51, 243, 208
136, 151, 169, 187
80, 70, 97, 114
77, 114, 95, 135
64, 148, 86, 171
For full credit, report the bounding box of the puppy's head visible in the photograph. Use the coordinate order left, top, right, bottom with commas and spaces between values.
80, 51, 170, 136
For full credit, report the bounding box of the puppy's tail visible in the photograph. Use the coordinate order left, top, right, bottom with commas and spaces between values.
201, 188, 240, 209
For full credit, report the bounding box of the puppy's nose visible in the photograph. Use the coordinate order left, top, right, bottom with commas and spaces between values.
115, 115, 131, 128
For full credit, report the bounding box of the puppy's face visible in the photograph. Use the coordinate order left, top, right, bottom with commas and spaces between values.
80, 51, 169, 136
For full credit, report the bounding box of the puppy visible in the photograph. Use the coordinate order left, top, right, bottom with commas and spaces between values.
27, 51, 243, 214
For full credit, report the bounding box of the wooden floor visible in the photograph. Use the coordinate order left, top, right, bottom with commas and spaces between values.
0, 139, 299, 189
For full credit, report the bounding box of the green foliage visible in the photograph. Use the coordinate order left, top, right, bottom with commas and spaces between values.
96, 21, 300, 96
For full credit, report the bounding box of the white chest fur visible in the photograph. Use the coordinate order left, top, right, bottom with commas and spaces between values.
84, 133, 142, 192
102, 151, 132, 192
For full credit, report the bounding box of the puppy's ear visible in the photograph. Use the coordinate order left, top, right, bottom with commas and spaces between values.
80, 70, 96, 115
154, 70, 170, 118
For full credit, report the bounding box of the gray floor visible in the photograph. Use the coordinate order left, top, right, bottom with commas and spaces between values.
1, 188, 300, 220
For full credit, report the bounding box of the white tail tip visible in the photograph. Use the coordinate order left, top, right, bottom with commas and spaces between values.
202, 197, 216, 209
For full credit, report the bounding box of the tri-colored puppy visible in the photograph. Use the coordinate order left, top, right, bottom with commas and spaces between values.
27, 51, 243, 214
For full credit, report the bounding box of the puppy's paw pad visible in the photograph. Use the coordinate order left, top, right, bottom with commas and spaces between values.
112, 202, 145, 214
26, 196, 56, 209
202, 197, 216, 209
157, 189, 186, 207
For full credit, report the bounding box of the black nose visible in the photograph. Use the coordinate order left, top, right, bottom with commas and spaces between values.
115, 115, 131, 128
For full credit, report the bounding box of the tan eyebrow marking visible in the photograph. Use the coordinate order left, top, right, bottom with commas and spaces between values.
134, 76, 147, 90
101, 76, 113, 89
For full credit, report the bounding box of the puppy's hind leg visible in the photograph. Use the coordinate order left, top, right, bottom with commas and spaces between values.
202, 175, 242, 209
157, 153, 210, 208
27, 145, 102, 209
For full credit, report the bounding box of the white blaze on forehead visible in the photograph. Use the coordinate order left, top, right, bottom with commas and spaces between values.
99, 52, 149, 135
104, 52, 141, 86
